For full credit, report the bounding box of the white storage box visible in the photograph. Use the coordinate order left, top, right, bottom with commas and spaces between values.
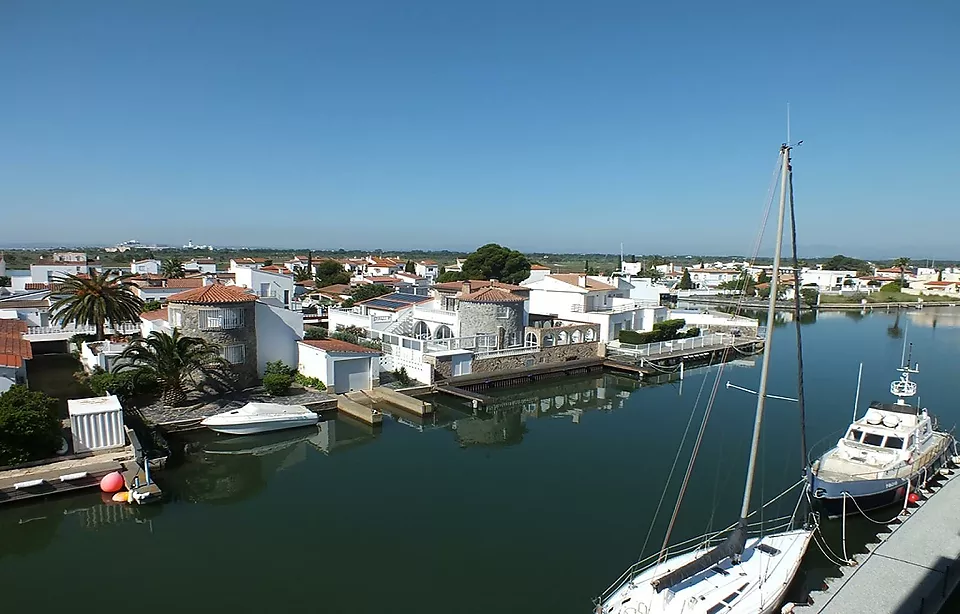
68, 395, 126, 452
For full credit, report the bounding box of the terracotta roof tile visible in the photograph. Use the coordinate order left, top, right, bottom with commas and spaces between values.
0, 320, 32, 368
0, 299, 49, 309
231, 257, 268, 264
459, 287, 525, 303
165, 278, 205, 289
432, 279, 525, 292
167, 284, 257, 304
529, 264, 551, 270
140, 308, 169, 321
316, 284, 352, 295
300, 339, 380, 354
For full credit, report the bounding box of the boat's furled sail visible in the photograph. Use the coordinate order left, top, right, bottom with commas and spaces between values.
650, 520, 747, 593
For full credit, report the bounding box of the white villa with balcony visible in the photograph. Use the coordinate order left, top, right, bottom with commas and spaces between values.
522, 274, 666, 341
232, 266, 297, 309
183, 258, 217, 274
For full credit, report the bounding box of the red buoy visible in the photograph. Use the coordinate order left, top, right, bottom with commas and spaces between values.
99, 471, 125, 493
907, 492, 921, 504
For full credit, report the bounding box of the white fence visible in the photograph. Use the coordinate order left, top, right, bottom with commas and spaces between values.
611, 332, 744, 358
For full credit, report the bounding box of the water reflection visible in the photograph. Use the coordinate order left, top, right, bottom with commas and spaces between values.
167, 418, 378, 504
908, 309, 960, 329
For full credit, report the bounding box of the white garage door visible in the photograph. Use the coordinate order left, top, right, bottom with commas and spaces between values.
333, 358, 369, 393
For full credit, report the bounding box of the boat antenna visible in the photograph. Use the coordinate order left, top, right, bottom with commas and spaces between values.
852, 362, 863, 422
738, 144, 791, 529
787, 140, 808, 470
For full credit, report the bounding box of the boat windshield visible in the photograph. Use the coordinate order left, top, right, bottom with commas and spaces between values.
846, 428, 863, 441
883, 436, 905, 450
862, 433, 884, 447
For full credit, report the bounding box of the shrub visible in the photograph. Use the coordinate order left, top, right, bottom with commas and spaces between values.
685, 327, 701, 338
392, 367, 412, 386
294, 373, 326, 391
87, 367, 157, 400
264, 360, 296, 377
618, 318, 689, 345
304, 326, 328, 340
143, 300, 162, 312
0, 386, 61, 466
880, 281, 902, 293
263, 373, 294, 396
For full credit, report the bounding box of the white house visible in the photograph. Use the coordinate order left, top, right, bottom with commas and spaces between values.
799, 269, 858, 292
620, 261, 644, 276
444, 258, 467, 273
297, 339, 380, 393
232, 266, 296, 309
686, 268, 741, 289
414, 260, 440, 282
0, 319, 32, 392
130, 259, 161, 275
30, 252, 93, 284
364, 256, 403, 277
229, 257, 268, 271
522, 264, 552, 285
255, 300, 304, 376
131, 277, 205, 303
183, 258, 217, 274
394, 272, 430, 295
522, 274, 666, 341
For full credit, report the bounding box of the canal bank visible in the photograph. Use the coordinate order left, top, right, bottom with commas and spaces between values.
1, 308, 959, 614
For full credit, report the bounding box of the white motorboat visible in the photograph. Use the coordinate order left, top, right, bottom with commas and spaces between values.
201, 402, 319, 435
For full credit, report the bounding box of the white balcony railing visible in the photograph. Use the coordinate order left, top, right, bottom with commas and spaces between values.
27, 323, 140, 336
569, 300, 659, 314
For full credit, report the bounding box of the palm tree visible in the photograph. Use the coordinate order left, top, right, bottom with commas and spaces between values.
893, 257, 911, 289
50, 270, 144, 341
161, 258, 186, 278
113, 330, 232, 406
292, 266, 312, 282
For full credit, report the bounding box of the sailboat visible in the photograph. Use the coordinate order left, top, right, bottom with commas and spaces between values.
594, 144, 813, 614
807, 346, 956, 518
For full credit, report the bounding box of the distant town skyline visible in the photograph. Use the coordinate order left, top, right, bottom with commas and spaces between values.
2, 2, 957, 256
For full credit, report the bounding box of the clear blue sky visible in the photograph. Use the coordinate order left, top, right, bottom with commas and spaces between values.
1, 1, 957, 257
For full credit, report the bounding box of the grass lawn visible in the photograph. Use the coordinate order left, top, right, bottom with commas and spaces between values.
25, 354, 93, 418
820, 291, 955, 304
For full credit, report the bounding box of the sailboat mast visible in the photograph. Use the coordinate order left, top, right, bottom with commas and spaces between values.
738, 144, 791, 521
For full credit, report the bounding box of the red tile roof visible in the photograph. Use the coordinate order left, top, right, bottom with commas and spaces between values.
418, 259, 438, 265
432, 279, 525, 292
924, 281, 958, 286
187, 258, 216, 264
24, 282, 50, 290
140, 308, 169, 321
231, 257, 268, 264
529, 264, 551, 270
167, 284, 257, 304
460, 287, 525, 303
363, 276, 402, 284
0, 320, 32, 368
164, 278, 205, 289
316, 284, 352, 296
260, 265, 290, 274
300, 339, 380, 354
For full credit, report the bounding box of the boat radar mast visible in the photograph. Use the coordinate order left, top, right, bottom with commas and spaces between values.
891, 343, 919, 406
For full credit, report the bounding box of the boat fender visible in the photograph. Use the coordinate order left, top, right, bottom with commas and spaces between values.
906, 452, 913, 465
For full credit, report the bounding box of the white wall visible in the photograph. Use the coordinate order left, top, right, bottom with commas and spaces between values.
130, 260, 161, 275
256, 302, 304, 376
30, 263, 89, 284
234, 268, 296, 308
184, 260, 218, 274
297, 343, 378, 391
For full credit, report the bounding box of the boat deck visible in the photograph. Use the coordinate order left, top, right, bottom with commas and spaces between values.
801, 469, 960, 613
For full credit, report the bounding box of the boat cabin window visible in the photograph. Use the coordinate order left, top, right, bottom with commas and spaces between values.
883, 436, 905, 450
847, 429, 863, 441
907, 435, 915, 448
862, 432, 885, 447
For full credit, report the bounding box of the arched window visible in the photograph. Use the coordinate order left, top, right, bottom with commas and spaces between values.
413, 321, 430, 340
571, 330, 583, 344
558, 331, 569, 345
434, 325, 453, 339
543, 333, 555, 347
584, 328, 596, 342
525, 332, 538, 347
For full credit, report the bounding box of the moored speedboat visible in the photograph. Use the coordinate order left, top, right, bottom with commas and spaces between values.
807, 358, 956, 518
201, 402, 319, 435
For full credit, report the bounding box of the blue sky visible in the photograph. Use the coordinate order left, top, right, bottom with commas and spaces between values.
1, 1, 957, 257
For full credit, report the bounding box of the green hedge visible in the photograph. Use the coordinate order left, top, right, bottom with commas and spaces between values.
618, 318, 694, 345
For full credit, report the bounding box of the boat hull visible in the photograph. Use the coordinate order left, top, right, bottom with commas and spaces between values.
203, 416, 319, 436
808, 434, 955, 519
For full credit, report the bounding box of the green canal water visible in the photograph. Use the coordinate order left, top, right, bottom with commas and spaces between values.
2, 308, 960, 613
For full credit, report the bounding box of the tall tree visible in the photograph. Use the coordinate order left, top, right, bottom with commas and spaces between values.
314, 259, 350, 287
114, 330, 231, 406
161, 258, 186, 278
678, 268, 694, 290
893, 257, 911, 288
292, 266, 313, 282
460, 243, 531, 285
757, 270, 770, 284
50, 270, 144, 341
405, 260, 416, 273
0, 385, 61, 466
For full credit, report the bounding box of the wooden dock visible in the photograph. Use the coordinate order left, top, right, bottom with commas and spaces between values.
798, 467, 960, 614
435, 385, 494, 406
605, 334, 763, 373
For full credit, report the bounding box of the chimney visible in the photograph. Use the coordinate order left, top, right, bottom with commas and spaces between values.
490, 278, 498, 287
203, 274, 215, 286
578, 275, 587, 288
461, 281, 472, 295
